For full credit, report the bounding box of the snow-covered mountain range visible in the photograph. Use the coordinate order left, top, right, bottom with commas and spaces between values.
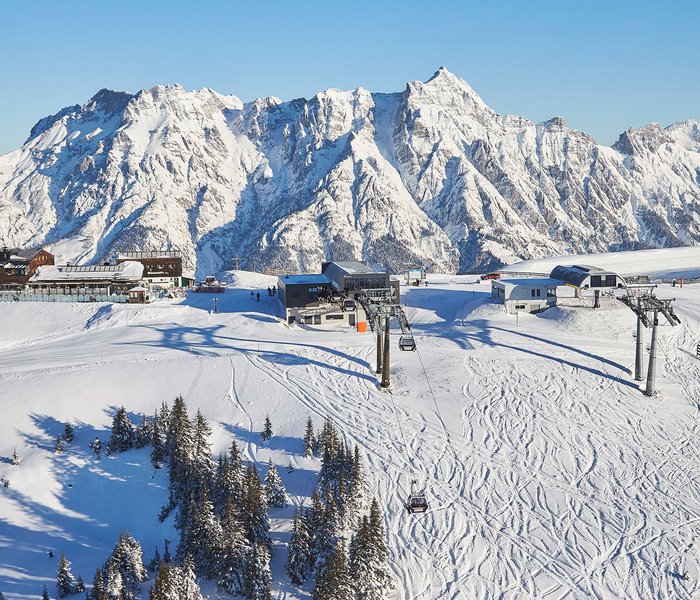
1, 68, 699, 276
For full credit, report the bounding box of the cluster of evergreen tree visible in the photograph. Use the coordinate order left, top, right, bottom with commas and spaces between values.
149, 555, 204, 600
88, 532, 147, 599
55, 553, 84, 598
108, 407, 153, 454
287, 418, 393, 599
152, 396, 285, 599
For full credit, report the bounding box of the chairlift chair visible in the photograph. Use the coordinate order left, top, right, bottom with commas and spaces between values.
342, 299, 357, 311
398, 336, 416, 352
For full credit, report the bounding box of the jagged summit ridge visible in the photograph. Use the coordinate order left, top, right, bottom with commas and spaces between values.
1, 69, 699, 276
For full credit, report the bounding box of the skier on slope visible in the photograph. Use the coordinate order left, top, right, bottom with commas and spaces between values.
256, 292, 260, 301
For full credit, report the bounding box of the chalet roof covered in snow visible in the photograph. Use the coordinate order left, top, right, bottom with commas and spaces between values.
30, 261, 144, 282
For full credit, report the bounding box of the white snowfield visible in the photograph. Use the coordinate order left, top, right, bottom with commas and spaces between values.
1, 265, 699, 599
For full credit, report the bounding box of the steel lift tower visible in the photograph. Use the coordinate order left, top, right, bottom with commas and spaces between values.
357, 288, 416, 389
618, 293, 681, 395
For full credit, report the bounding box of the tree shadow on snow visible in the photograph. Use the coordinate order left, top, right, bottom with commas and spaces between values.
2, 413, 174, 597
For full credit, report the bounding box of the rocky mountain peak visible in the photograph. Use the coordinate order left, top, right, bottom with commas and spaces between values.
2, 71, 699, 275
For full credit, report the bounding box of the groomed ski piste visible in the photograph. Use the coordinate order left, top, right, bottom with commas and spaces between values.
1, 248, 699, 599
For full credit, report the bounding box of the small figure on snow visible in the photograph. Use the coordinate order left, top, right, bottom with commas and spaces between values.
256, 292, 260, 302
272, 285, 277, 295
267, 287, 272, 296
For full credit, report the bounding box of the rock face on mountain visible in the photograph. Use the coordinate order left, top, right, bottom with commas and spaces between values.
1, 68, 699, 276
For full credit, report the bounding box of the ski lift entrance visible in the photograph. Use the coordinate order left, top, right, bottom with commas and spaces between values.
398, 336, 416, 352
406, 480, 428, 514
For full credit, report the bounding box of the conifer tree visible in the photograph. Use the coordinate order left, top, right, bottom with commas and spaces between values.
56, 553, 74, 598
306, 490, 325, 565
241, 465, 271, 550
149, 563, 174, 600
54, 436, 64, 454
242, 542, 272, 600
64, 422, 74, 443
105, 532, 147, 593
134, 414, 153, 449
167, 395, 194, 508
90, 568, 108, 600
191, 410, 214, 498
11, 450, 19, 465
313, 538, 353, 600
74, 574, 85, 593
177, 485, 222, 578
178, 555, 204, 600
216, 498, 249, 596
228, 439, 244, 505
163, 539, 171, 564
110, 407, 134, 452
263, 459, 288, 509
303, 417, 315, 457
103, 561, 123, 599
285, 509, 312, 585
350, 501, 394, 599
41, 586, 50, 600
150, 415, 165, 470
0, 591, 6, 599
148, 546, 162, 572
261, 415, 272, 442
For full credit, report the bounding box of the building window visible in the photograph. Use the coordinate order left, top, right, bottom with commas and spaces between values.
605, 275, 616, 287
531, 289, 536, 297
325, 314, 344, 320
547, 288, 556, 298
590, 275, 602, 287
308, 287, 319, 300
536, 289, 541, 297
515, 304, 526, 309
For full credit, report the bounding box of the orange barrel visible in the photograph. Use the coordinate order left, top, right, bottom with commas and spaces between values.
357, 321, 367, 333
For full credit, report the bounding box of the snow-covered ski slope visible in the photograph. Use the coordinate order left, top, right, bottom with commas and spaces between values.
1, 266, 699, 599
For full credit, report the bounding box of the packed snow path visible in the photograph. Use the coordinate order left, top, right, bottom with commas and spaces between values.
0, 273, 699, 599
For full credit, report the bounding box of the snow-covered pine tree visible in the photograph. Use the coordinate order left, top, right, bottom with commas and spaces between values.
163, 539, 171, 564
109, 407, 134, 452
64, 422, 74, 443
149, 563, 175, 600
367, 498, 394, 594
261, 415, 272, 442
167, 396, 194, 509
90, 568, 108, 600
303, 417, 315, 457
103, 560, 123, 599
134, 414, 153, 449
148, 546, 162, 572
11, 450, 19, 465
228, 439, 244, 505
177, 485, 222, 578
242, 542, 271, 600
285, 509, 312, 585
216, 498, 249, 596
105, 532, 147, 593
312, 538, 353, 600
56, 553, 74, 598
54, 436, 64, 454
263, 459, 288, 509
178, 555, 204, 600
306, 490, 325, 567
241, 464, 271, 550
74, 574, 85, 593
191, 410, 214, 498
150, 414, 165, 470
41, 586, 50, 600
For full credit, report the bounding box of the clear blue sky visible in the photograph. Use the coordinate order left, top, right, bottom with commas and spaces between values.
1, 0, 698, 154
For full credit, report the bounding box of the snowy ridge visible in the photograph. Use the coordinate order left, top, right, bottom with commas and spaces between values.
1, 69, 700, 276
